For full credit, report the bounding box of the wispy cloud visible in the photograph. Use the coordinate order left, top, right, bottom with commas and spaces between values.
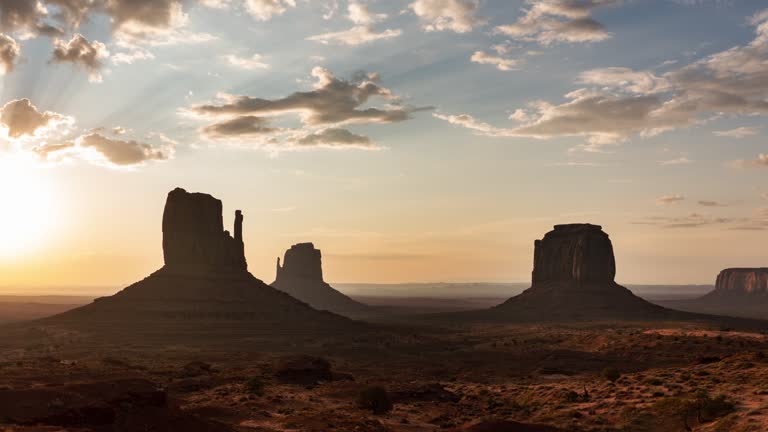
714, 126, 761, 138
656, 194, 685, 205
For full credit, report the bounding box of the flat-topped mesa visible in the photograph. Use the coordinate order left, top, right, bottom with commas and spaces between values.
161, 188, 247, 275
532, 223, 616, 285
714, 268, 768, 296
276, 243, 323, 282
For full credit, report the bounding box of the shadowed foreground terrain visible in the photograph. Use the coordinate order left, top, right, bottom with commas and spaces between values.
2, 321, 768, 431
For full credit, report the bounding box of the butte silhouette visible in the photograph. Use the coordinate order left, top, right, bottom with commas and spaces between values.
661, 268, 768, 319
44, 188, 355, 341
272, 243, 372, 319
457, 224, 751, 322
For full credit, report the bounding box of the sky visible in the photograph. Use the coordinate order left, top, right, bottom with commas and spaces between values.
0, 0, 766, 295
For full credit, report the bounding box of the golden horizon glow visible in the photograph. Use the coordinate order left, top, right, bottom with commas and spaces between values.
0, 155, 59, 259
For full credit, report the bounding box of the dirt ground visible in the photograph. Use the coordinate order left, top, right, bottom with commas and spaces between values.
1, 321, 767, 431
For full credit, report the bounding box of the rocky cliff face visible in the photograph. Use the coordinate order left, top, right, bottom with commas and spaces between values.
276, 243, 323, 282
713, 268, 768, 296
531, 224, 616, 285
468, 223, 690, 322
162, 187, 247, 275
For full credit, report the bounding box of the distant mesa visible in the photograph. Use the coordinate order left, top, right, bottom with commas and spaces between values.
276, 243, 324, 282
272, 242, 372, 319
461, 223, 715, 322
43, 188, 355, 340
657, 268, 768, 320
711, 268, 768, 297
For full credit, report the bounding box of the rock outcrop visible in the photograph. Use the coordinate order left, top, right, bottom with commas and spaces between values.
532, 224, 615, 284
713, 268, 768, 296
462, 223, 706, 322
276, 243, 323, 282
43, 188, 357, 341
272, 243, 373, 319
162, 188, 247, 275
657, 268, 768, 320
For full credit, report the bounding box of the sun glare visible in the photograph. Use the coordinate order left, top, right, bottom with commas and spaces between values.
0, 156, 57, 259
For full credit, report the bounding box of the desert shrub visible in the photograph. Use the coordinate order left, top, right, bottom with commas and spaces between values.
695, 391, 735, 422
563, 390, 580, 403
602, 367, 621, 383
357, 386, 393, 415
244, 377, 265, 395
644, 377, 663, 386
653, 397, 695, 430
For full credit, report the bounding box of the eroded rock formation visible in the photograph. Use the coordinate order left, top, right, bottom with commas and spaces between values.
532, 223, 616, 285
657, 268, 768, 319
162, 188, 247, 275
272, 242, 373, 318
713, 268, 768, 296
276, 243, 324, 282
473, 223, 693, 322
44, 188, 356, 338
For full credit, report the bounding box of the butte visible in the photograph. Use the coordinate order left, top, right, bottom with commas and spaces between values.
41, 188, 358, 344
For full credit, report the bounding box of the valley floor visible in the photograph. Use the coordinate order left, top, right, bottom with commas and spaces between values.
1, 320, 768, 431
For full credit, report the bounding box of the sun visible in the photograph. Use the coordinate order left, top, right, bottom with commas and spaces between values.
0, 155, 57, 259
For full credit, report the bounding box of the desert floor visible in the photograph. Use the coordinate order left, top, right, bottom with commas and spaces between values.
1, 319, 767, 431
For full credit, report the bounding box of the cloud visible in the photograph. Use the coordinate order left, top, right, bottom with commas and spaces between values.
199, 0, 231, 8
191, 67, 416, 126
244, 0, 296, 21
470, 50, 522, 71
634, 213, 733, 228
437, 89, 692, 149
106, 0, 216, 62
33, 131, 174, 167
432, 112, 506, 136
105, 0, 188, 36
32, 141, 76, 161
347, 1, 386, 25
0, 33, 19, 73
698, 200, 727, 207
409, 0, 486, 33
659, 157, 692, 165
224, 53, 269, 70
293, 127, 377, 149
495, 0, 619, 45
189, 67, 427, 150
308, 2, 400, 46
0, 0, 51, 35
656, 194, 685, 205
578, 67, 671, 94
307, 26, 401, 45
51, 34, 109, 82
0, 98, 73, 138
76, 132, 173, 166
713, 126, 761, 138
736, 154, 768, 168
435, 9, 768, 151
201, 115, 279, 139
